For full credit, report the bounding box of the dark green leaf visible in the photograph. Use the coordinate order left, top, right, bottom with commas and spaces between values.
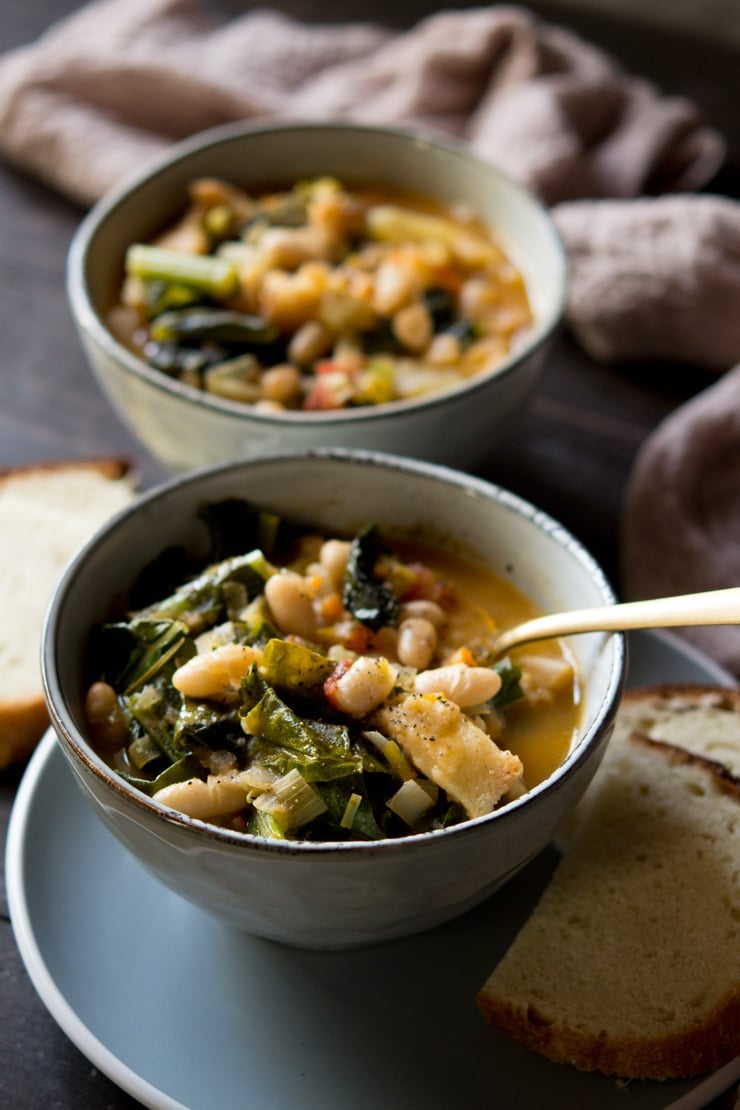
138, 550, 272, 634
150, 307, 279, 347
490, 656, 524, 710
119, 755, 203, 798
342, 525, 400, 631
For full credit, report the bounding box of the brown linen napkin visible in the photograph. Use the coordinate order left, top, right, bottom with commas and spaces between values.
553, 195, 740, 370
0, 0, 725, 209
621, 364, 740, 675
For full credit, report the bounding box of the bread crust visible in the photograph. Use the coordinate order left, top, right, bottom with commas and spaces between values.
0, 456, 135, 768
477, 701, 740, 1080
621, 683, 740, 713
0, 697, 51, 770
0, 456, 132, 484
477, 989, 740, 1080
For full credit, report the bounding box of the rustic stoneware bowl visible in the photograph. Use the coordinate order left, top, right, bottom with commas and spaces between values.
66, 122, 567, 473
42, 450, 624, 950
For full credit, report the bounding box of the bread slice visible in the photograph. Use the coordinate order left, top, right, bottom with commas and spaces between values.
611, 684, 740, 778
477, 692, 740, 1080
0, 459, 136, 769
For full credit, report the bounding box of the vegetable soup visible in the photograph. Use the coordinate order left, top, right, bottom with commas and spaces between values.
84, 501, 581, 841
110, 177, 534, 411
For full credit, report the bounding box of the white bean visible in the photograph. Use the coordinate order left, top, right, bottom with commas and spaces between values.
400, 599, 446, 627
172, 642, 261, 700
319, 539, 352, 587
154, 770, 249, 820
413, 663, 502, 708
396, 617, 438, 670
332, 656, 397, 718
392, 302, 432, 352
264, 570, 318, 639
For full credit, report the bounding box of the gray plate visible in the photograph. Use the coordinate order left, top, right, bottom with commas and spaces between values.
7, 630, 739, 1110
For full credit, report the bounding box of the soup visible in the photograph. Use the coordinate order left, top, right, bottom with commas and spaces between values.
84, 501, 580, 841
109, 177, 533, 411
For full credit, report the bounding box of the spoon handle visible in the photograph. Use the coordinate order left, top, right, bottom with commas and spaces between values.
494, 586, 740, 656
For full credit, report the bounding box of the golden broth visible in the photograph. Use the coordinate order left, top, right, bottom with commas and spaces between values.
390, 539, 581, 788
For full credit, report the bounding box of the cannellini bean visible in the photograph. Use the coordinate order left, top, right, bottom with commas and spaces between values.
264, 570, 318, 639
319, 538, 352, 587
373, 259, 415, 315
261, 363, 302, 405
400, 599, 446, 627
172, 642, 261, 699
331, 656, 397, 718
259, 225, 332, 270
154, 770, 249, 820
288, 320, 333, 366
413, 663, 502, 708
427, 333, 461, 366
84, 681, 128, 750
392, 302, 432, 353
396, 617, 438, 670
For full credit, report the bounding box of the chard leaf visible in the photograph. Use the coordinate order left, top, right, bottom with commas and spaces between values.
119, 755, 203, 798
315, 778, 384, 840
199, 499, 282, 561
125, 672, 188, 763
260, 638, 334, 698
138, 550, 273, 634
342, 525, 400, 631
490, 656, 524, 710
98, 618, 193, 695
248, 809, 287, 839
241, 667, 360, 781
174, 701, 244, 752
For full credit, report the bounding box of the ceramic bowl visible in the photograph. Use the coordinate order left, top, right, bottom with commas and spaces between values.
42, 450, 624, 950
66, 122, 567, 473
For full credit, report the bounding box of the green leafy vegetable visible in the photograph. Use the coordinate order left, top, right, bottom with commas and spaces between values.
138, 550, 273, 634
342, 525, 400, 631
97, 618, 193, 696
490, 656, 524, 710
260, 638, 335, 698
150, 307, 279, 347
240, 666, 360, 782
315, 778, 384, 840
119, 754, 203, 798
199, 500, 281, 562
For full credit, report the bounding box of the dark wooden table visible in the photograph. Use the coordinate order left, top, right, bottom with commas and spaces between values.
1, 2, 738, 1107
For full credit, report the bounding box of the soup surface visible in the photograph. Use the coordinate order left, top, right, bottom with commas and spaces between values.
110, 177, 534, 410
84, 502, 580, 841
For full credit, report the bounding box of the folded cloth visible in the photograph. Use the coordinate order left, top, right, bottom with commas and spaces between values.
0, 0, 725, 208
621, 364, 740, 676
553, 195, 740, 370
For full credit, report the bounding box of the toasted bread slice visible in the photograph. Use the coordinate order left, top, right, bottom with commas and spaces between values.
477, 691, 740, 1080
611, 684, 740, 778
0, 458, 136, 768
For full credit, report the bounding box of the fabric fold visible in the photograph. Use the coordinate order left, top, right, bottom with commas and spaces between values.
0, 1, 725, 208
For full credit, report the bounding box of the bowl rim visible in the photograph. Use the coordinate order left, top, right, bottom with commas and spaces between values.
66, 119, 569, 428
42, 447, 625, 858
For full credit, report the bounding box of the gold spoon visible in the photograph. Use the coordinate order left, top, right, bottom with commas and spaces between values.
493, 586, 740, 657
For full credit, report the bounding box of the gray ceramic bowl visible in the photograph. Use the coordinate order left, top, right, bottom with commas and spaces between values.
66, 122, 567, 473
42, 450, 624, 949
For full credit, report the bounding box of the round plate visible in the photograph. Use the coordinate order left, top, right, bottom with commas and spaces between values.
6, 630, 739, 1110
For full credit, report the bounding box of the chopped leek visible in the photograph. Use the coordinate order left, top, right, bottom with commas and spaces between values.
126, 244, 239, 298
340, 792, 363, 830
387, 779, 436, 826
253, 768, 327, 830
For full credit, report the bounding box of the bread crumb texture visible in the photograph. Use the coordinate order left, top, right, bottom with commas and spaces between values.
477, 686, 740, 1080
0, 462, 134, 767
